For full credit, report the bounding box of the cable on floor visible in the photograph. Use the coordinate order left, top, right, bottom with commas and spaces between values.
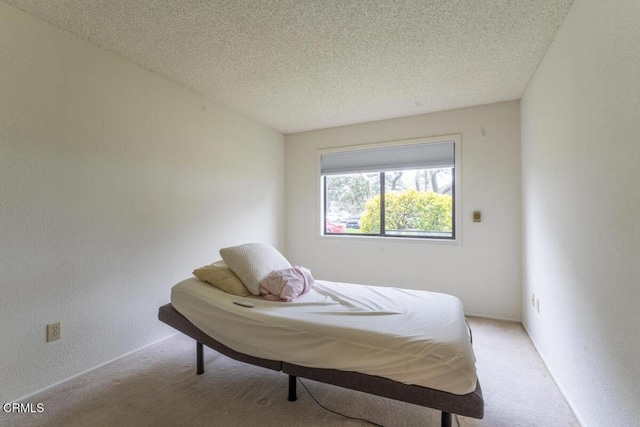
298, 378, 462, 427
297, 378, 384, 426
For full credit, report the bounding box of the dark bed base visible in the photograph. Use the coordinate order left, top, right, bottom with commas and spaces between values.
158, 303, 483, 427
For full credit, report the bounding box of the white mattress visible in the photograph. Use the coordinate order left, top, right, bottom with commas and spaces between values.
171, 277, 478, 395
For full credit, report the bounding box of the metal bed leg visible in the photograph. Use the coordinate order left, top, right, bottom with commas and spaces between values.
441, 411, 452, 427
196, 341, 204, 375
288, 375, 297, 401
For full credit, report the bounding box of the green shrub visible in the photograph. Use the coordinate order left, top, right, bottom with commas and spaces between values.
360, 189, 452, 234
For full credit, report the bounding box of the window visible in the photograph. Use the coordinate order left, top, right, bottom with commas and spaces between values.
319, 136, 460, 240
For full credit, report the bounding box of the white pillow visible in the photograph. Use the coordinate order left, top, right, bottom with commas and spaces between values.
220, 243, 291, 295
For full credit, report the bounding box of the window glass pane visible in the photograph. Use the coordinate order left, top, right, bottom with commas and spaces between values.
383, 168, 453, 238
325, 173, 380, 234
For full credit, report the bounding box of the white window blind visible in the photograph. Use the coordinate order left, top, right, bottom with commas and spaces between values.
320, 140, 454, 175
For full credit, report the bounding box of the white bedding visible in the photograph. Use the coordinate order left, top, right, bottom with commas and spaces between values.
171, 277, 478, 395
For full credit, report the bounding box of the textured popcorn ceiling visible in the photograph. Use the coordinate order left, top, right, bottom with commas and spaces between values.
5, 0, 573, 133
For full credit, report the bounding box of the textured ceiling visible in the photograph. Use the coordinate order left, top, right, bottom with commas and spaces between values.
5, 0, 573, 134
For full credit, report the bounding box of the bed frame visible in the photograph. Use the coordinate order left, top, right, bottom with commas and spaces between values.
158, 303, 484, 427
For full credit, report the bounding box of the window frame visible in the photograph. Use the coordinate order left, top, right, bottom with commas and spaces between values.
317, 134, 462, 244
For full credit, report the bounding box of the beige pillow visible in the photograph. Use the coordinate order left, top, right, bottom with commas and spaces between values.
193, 261, 250, 296
220, 242, 291, 295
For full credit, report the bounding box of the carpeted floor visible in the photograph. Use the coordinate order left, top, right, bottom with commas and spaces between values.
2, 317, 580, 427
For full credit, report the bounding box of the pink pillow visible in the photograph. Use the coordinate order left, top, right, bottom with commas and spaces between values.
259, 266, 314, 302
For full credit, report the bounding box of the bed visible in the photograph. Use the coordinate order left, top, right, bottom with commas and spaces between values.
158, 243, 484, 427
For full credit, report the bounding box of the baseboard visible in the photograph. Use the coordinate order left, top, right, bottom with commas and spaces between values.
16, 332, 180, 403
521, 323, 586, 427
464, 312, 522, 323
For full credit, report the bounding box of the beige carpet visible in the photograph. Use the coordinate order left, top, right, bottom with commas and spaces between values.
2, 317, 580, 427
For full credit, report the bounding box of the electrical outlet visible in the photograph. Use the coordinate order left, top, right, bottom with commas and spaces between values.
536, 298, 540, 313
47, 322, 61, 342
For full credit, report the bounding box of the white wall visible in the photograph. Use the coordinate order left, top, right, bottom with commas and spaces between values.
0, 3, 285, 403
521, 0, 640, 425
286, 101, 522, 320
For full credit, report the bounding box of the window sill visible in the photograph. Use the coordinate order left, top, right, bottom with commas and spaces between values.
318, 233, 461, 246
